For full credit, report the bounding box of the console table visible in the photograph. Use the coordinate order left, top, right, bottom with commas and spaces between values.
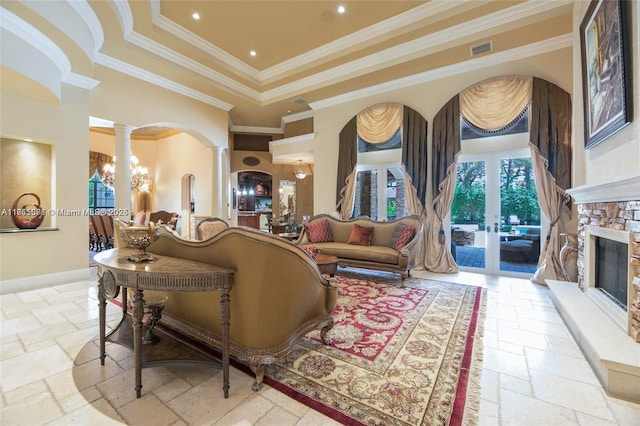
94, 248, 234, 398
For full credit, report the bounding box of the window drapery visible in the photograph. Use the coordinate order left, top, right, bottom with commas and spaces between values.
428, 76, 572, 280
426, 95, 461, 273
460, 75, 532, 131
529, 77, 573, 283
336, 116, 358, 218
357, 103, 403, 144
89, 151, 113, 181
336, 106, 429, 222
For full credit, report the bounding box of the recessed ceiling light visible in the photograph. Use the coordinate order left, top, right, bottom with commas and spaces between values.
24, 138, 33, 142
192, 12, 200, 20
250, 50, 257, 57
337, 5, 345, 14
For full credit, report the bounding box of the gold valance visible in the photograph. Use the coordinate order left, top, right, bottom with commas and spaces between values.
460, 75, 532, 131
357, 103, 403, 143
89, 151, 112, 180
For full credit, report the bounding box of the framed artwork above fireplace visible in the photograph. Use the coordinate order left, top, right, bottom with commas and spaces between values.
580, 0, 632, 149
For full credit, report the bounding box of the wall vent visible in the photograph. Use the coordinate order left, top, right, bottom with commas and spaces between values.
470, 41, 492, 56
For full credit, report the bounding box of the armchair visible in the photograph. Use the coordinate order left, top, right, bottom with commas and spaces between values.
196, 217, 229, 240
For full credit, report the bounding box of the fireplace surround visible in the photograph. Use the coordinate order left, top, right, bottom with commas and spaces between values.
547, 174, 640, 403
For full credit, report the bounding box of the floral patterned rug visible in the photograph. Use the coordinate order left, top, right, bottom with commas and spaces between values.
263, 269, 486, 426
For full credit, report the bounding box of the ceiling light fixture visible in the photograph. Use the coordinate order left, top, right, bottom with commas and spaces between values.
337, 5, 345, 14
293, 160, 308, 180
192, 12, 200, 20
250, 50, 257, 57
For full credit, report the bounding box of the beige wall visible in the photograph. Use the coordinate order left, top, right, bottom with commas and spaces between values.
312, 48, 574, 215
0, 85, 90, 282
572, 1, 640, 188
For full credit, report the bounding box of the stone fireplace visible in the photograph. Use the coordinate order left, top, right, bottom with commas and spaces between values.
547, 174, 640, 403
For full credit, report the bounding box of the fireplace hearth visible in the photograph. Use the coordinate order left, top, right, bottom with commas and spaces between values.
547, 175, 640, 402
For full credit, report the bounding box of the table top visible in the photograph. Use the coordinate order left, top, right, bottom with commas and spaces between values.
94, 248, 234, 292
315, 253, 338, 265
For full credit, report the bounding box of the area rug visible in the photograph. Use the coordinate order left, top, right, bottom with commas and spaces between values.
262, 270, 486, 426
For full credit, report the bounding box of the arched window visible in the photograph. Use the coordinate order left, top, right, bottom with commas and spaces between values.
88, 171, 115, 211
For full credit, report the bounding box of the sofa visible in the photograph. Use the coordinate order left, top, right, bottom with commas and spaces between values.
139, 226, 338, 391
296, 214, 423, 278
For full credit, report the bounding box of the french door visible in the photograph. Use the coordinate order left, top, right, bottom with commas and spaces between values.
451, 148, 543, 276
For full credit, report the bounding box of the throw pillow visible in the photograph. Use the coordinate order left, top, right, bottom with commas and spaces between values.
347, 223, 375, 246
299, 245, 320, 260
303, 220, 334, 243
389, 223, 416, 251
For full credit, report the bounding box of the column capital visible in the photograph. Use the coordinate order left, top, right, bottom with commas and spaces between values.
113, 123, 134, 135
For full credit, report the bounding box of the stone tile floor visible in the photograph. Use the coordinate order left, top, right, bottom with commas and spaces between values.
1, 267, 639, 425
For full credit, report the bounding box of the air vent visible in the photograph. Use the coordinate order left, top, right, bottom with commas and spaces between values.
470, 41, 492, 56
293, 97, 307, 104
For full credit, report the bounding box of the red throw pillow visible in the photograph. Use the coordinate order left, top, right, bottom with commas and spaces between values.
389, 223, 416, 251
347, 223, 374, 246
299, 244, 320, 260
303, 220, 334, 243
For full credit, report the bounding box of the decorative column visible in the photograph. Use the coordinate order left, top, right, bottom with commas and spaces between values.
114, 123, 133, 219
214, 146, 224, 218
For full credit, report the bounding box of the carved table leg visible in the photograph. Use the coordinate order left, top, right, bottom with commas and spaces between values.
98, 276, 106, 366
132, 289, 144, 398
221, 286, 231, 398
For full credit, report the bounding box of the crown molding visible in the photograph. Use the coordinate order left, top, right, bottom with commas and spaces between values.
269, 133, 315, 148
94, 53, 234, 111
259, 0, 465, 81
108, 0, 572, 106
310, 34, 572, 111
230, 125, 283, 135
281, 110, 314, 124
148, 0, 259, 81
1, 6, 70, 76
261, 1, 573, 104
66, 0, 104, 54
62, 72, 100, 90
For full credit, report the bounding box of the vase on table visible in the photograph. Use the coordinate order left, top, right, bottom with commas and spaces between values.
559, 233, 578, 282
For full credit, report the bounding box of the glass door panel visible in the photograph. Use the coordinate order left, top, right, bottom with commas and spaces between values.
453, 151, 542, 276
498, 156, 541, 274
451, 160, 487, 269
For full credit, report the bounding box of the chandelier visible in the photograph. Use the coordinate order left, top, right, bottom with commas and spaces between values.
292, 160, 308, 180
102, 155, 149, 190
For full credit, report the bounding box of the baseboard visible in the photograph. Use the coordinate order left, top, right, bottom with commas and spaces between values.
0, 268, 91, 294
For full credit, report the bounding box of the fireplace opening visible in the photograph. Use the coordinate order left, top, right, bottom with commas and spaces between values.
595, 237, 628, 310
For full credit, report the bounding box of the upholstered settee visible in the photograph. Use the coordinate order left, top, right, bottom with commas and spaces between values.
296, 214, 423, 278
142, 226, 338, 391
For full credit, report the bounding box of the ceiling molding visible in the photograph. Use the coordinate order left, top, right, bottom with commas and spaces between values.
1, 6, 70, 76
62, 72, 100, 90
260, 1, 573, 104
269, 133, 315, 148
107, 0, 573, 107
231, 125, 283, 135
94, 52, 234, 110
108, 0, 133, 37
66, 0, 104, 54
281, 110, 314, 124
309, 34, 573, 111
259, 0, 467, 81
148, 0, 260, 81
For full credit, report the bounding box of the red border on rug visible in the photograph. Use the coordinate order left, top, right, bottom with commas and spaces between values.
449, 287, 483, 426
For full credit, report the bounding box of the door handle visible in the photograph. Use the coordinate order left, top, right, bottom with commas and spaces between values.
486, 225, 491, 233
494, 222, 499, 233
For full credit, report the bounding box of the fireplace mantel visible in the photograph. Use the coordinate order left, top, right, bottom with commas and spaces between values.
567, 173, 640, 204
